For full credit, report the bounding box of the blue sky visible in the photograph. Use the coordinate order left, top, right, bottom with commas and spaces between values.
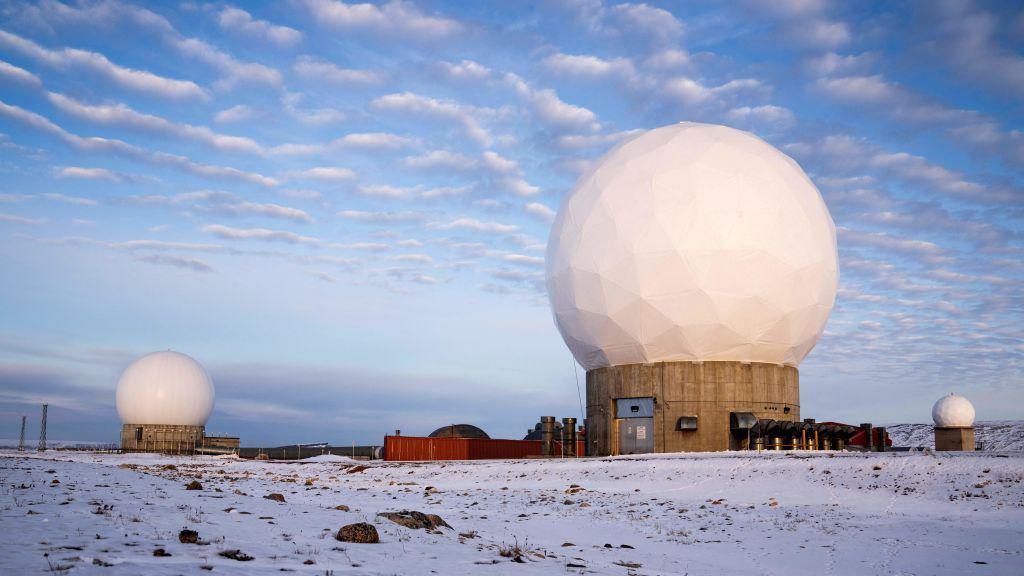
0, 0, 1021, 445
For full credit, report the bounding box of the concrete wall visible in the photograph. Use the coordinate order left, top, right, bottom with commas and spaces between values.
935, 427, 975, 451
120, 424, 205, 454
586, 361, 799, 455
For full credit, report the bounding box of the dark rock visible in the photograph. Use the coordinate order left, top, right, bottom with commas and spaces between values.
378, 510, 451, 530
336, 522, 380, 544
185, 480, 202, 490
152, 548, 172, 557
218, 549, 254, 561
264, 493, 286, 502
178, 529, 199, 544
334, 504, 350, 511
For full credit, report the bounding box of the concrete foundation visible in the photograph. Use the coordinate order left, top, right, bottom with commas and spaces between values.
120, 424, 205, 454
586, 361, 799, 455
935, 426, 974, 451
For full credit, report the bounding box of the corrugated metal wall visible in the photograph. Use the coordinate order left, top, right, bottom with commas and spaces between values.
383, 436, 586, 461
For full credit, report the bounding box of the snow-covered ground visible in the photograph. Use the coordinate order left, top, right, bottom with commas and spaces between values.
886, 420, 1024, 451
2, 449, 1022, 575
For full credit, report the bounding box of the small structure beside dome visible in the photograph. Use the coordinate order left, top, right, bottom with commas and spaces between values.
932, 393, 975, 451
116, 350, 234, 454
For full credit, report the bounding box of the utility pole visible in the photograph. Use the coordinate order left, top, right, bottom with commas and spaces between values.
38, 404, 47, 451
18, 415, 26, 451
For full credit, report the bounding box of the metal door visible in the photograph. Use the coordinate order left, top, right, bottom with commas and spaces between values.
618, 418, 654, 454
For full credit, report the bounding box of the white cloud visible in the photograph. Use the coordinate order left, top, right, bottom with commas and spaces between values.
333, 132, 418, 150
297, 167, 357, 182
501, 177, 541, 197
504, 73, 600, 133
0, 212, 45, 225
431, 218, 519, 234
0, 30, 206, 100
439, 59, 490, 80
47, 92, 264, 154
556, 129, 643, 150
56, 166, 122, 182
726, 105, 796, 128
293, 55, 386, 85
502, 253, 545, 267
524, 202, 555, 222
357, 185, 412, 199
572, 1, 684, 45
340, 210, 425, 223
42, 192, 98, 206
218, 7, 303, 48
371, 92, 491, 146
214, 105, 256, 124
0, 100, 278, 186
0, 59, 41, 87
664, 77, 762, 106
402, 150, 477, 171
136, 253, 214, 272
303, 0, 462, 39
203, 224, 320, 244
541, 53, 634, 79
644, 49, 691, 70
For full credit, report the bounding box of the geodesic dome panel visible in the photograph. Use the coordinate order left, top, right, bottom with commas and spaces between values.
932, 394, 975, 427
546, 122, 838, 370
116, 350, 215, 426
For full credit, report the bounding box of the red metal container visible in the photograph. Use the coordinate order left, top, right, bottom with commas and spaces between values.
384, 436, 586, 461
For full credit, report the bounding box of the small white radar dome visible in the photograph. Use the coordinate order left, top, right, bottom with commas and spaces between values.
932, 393, 975, 428
115, 351, 214, 426
546, 122, 838, 370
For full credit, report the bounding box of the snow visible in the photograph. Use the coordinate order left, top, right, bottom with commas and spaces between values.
887, 420, 1024, 451
2, 449, 1022, 575
302, 454, 360, 463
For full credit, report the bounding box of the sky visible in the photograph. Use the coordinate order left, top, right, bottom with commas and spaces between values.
0, 0, 1021, 446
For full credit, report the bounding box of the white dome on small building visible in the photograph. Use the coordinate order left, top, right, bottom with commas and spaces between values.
116, 351, 214, 426
546, 122, 838, 370
932, 393, 975, 428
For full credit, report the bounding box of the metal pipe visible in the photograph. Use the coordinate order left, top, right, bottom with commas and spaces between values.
540, 416, 556, 457
562, 417, 577, 458
860, 423, 873, 451
875, 426, 887, 452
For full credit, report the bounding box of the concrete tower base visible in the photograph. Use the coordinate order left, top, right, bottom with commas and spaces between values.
586, 361, 799, 455
120, 424, 205, 455
934, 426, 974, 451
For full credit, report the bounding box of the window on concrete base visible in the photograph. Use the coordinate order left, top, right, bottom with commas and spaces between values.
677, 416, 698, 431
135, 427, 143, 442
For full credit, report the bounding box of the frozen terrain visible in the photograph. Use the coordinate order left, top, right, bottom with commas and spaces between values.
2, 449, 1022, 575
886, 420, 1024, 451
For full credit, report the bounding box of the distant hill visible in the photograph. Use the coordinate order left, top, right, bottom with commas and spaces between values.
886, 420, 1024, 451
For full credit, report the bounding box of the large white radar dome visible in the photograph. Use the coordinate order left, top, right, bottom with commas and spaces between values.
546, 122, 838, 370
116, 351, 215, 426
932, 393, 975, 427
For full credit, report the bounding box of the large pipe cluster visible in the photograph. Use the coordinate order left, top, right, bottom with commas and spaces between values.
733, 416, 858, 450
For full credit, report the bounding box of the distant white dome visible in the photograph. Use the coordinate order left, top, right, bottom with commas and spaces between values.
546, 122, 838, 370
116, 351, 214, 426
932, 393, 975, 428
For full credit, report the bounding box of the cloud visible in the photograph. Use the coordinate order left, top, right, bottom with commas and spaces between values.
0, 59, 41, 87
47, 92, 264, 154
371, 92, 492, 146
296, 167, 357, 182
501, 253, 545, 267
570, 1, 684, 45
664, 77, 763, 106
303, 0, 462, 39
402, 150, 477, 171
0, 212, 45, 225
135, 191, 312, 223
203, 224, 320, 244
56, 166, 122, 182
356, 185, 413, 199
333, 132, 418, 150
218, 6, 303, 48
135, 253, 214, 272
556, 129, 643, 150
504, 73, 600, 133
438, 59, 490, 80
524, 202, 556, 222
340, 210, 425, 223
738, 0, 849, 49
42, 193, 97, 206
430, 218, 519, 234
541, 53, 634, 79
293, 55, 386, 85
0, 30, 206, 100
0, 100, 277, 186
214, 104, 257, 124
726, 104, 796, 128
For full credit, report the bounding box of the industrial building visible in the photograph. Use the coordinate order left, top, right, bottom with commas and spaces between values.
116, 350, 234, 455
546, 122, 840, 455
